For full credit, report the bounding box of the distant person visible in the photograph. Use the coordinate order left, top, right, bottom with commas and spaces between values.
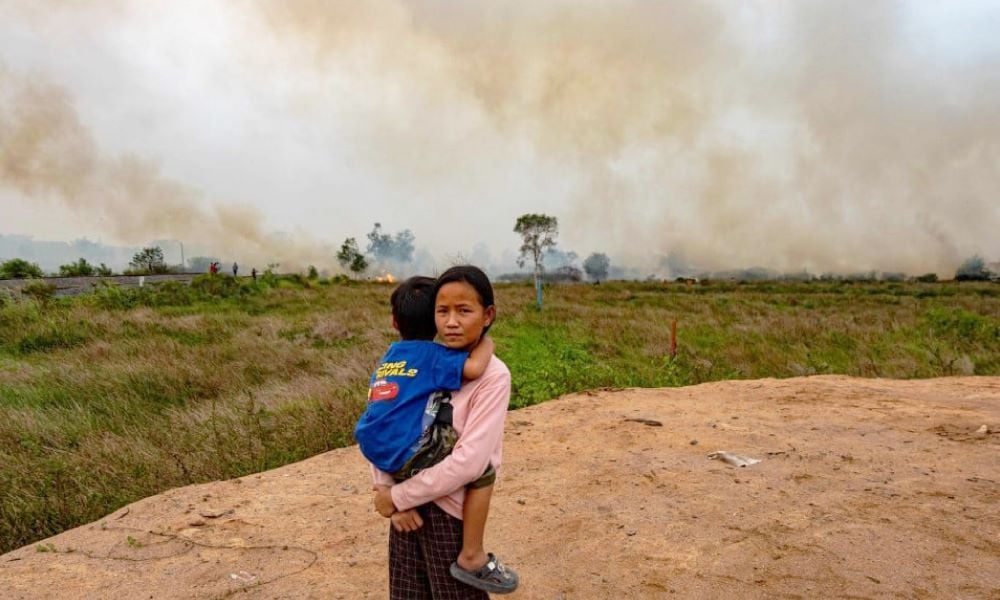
232, 262, 238, 277
251, 267, 257, 282
209, 262, 218, 275
359, 267, 519, 596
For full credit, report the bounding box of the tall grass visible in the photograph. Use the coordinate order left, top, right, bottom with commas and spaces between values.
1, 277, 998, 552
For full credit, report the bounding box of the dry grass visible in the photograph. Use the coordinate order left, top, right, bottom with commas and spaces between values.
1, 278, 998, 553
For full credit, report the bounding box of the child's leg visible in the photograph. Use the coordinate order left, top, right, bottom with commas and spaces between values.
455, 484, 493, 571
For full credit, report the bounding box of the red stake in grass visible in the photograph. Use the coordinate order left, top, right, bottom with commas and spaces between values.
670, 319, 677, 359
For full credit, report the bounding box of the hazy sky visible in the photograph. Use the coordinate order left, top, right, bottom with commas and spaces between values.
2, 1, 999, 275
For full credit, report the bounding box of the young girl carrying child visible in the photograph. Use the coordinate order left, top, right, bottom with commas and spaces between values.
356, 266, 518, 597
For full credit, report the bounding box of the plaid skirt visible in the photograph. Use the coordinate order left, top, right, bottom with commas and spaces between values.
388, 502, 489, 600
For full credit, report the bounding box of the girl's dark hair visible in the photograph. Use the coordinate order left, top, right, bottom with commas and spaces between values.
434, 265, 495, 333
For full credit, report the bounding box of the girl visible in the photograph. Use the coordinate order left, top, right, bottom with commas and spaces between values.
372, 265, 518, 598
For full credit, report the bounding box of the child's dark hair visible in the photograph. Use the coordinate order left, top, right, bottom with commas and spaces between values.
434, 265, 496, 334
391, 276, 437, 340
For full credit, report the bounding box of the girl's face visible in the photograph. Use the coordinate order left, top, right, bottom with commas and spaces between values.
435, 281, 495, 350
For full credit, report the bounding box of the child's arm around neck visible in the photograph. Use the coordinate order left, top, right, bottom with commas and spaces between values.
462, 335, 494, 381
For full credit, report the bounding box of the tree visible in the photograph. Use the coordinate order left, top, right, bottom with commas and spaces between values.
366, 223, 392, 260
543, 248, 578, 270
59, 258, 96, 277
366, 222, 415, 263
583, 252, 611, 282
0, 258, 44, 279
955, 255, 989, 281
514, 213, 558, 309
130, 247, 167, 274
338, 238, 368, 276
95, 263, 113, 277
392, 229, 415, 263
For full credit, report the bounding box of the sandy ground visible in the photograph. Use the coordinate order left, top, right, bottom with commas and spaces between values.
1, 375, 998, 599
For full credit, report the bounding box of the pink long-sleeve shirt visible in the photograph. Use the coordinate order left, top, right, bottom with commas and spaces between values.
369, 355, 511, 521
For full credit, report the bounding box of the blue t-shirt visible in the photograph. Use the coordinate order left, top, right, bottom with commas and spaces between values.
354, 340, 468, 473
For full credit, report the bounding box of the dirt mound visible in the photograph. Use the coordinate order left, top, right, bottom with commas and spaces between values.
2, 376, 998, 599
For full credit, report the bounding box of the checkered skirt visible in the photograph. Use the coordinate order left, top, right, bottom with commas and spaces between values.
388, 502, 489, 599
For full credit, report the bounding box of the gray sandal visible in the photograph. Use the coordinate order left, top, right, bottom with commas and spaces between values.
449, 553, 519, 594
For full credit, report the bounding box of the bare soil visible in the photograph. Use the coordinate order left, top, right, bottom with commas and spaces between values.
2, 375, 998, 599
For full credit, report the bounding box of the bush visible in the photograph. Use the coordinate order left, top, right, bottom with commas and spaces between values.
87, 281, 143, 310
1, 258, 44, 279
955, 255, 990, 281
916, 273, 939, 283
146, 280, 196, 306
21, 281, 56, 303
58, 258, 96, 277
190, 274, 237, 296
923, 307, 999, 345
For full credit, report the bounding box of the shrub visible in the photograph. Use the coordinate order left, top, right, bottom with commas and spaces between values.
87, 281, 142, 310
955, 255, 990, 281
916, 273, 938, 283
923, 307, 999, 345
1, 258, 44, 279
190, 274, 238, 297
146, 280, 195, 306
21, 281, 56, 303
58, 258, 96, 277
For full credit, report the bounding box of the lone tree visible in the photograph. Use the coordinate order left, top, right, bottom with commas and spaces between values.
337, 237, 368, 276
514, 213, 558, 309
0, 258, 44, 279
130, 247, 167, 274
583, 252, 611, 283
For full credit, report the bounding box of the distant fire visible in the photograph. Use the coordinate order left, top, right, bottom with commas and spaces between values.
376, 272, 396, 284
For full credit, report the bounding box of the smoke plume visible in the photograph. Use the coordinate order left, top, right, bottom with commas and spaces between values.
2, 1, 999, 277
0, 67, 332, 270
257, 0, 1000, 275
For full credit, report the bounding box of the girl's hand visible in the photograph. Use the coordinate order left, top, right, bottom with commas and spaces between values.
373, 485, 396, 518
390, 509, 424, 532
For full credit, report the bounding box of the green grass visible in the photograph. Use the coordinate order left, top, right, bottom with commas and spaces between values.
0, 277, 998, 553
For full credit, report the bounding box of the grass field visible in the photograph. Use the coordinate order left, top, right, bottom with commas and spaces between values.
1, 276, 998, 553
